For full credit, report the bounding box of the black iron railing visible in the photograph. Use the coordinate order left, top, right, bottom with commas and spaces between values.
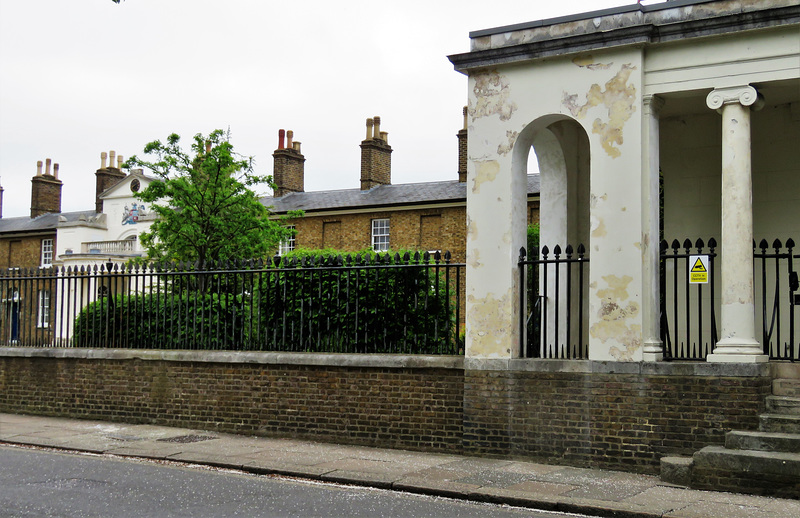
518, 244, 589, 359
660, 238, 799, 361
0, 252, 465, 355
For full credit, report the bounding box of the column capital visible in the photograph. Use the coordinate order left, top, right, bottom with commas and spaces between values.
642, 94, 665, 113
706, 86, 761, 110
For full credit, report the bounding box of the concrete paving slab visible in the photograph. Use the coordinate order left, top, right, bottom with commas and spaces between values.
240, 458, 337, 478
496, 460, 565, 476
505, 479, 578, 496
314, 457, 408, 475
455, 469, 533, 488
439, 457, 514, 471
398, 466, 472, 482
246, 449, 347, 466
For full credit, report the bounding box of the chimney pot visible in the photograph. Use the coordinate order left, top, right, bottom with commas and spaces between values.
293, 141, 301, 153
53, 163, 60, 180
463, 106, 468, 130
373, 116, 381, 140
109, 151, 116, 168
205, 141, 211, 153
101, 152, 107, 169
380, 131, 388, 144
366, 118, 374, 140
37, 161, 43, 176
117, 156, 123, 168
45, 158, 52, 176
278, 129, 285, 150
286, 130, 294, 150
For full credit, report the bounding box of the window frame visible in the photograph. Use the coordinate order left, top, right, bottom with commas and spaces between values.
371, 218, 390, 252
278, 225, 296, 256
37, 289, 50, 328
40, 238, 54, 267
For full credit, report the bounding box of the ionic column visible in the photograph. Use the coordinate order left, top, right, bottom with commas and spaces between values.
705, 85, 767, 363
642, 94, 664, 361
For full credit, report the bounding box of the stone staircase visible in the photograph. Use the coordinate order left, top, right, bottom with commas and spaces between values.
661, 363, 800, 498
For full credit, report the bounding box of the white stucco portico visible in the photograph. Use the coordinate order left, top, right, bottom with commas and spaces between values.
450, 0, 800, 363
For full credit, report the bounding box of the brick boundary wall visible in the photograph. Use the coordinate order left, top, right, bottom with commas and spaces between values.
0, 350, 770, 475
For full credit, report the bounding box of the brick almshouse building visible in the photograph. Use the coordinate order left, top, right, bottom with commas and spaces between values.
263, 112, 540, 263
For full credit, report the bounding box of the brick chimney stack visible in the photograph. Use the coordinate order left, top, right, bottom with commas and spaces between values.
0, 178, 4, 219
30, 158, 63, 218
272, 129, 305, 197
95, 150, 126, 213
458, 106, 468, 183
360, 116, 392, 190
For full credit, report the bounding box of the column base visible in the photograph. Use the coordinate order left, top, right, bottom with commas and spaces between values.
707, 337, 767, 363
642, 339, 663, 362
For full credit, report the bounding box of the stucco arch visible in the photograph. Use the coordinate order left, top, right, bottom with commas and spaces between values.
511, 115, 590, 253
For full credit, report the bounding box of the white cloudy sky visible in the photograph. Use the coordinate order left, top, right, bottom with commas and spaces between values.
0, 0, 635, 218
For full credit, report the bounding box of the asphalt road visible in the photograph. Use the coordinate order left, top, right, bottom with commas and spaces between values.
0, 446, 588, 518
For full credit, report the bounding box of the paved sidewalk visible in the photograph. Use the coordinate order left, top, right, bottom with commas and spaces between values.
1, 413, 797, 518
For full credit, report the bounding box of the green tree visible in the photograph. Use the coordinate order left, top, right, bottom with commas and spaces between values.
126, 130, 298, 268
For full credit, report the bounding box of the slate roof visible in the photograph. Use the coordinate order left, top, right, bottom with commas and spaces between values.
263, 174, 540, 213
0, 210, 98, 235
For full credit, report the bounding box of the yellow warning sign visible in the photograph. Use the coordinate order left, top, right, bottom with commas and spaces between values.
689, 255, 709, 284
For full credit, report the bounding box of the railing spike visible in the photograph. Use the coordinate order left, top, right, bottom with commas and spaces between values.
565, 244, 574, 257
772, 238, 782, 250
695, 238, 704, 250
708, 237, 717, 249
577, 243, 586, 256
671, 239, 680, 250
682, 238, 692, 250
541, 245, 549, 258
553, 244, 562, 256
787, 238, 795, 249
444, 250, 452, 263
759, 239, 768, 250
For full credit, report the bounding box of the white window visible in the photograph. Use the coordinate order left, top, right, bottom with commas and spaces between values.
278, 226, 296, 256
37, 289, 50, 327
371, 218, 390, 252
41, 238, 53, 267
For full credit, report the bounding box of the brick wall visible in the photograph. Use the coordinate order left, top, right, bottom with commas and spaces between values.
462, 365, 770, 473
0, 355, 464, 453
0, 234, 52, 269
0, 353, 770, 475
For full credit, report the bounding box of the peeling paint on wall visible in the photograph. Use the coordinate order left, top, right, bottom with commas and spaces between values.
497, 130, 519, 156
471, 71, 517, 122
472, 160, 500, 194
572, 55, 612, 70
562, 64, 637, 158
590, 274, 642, 361
467, 291, 513, 356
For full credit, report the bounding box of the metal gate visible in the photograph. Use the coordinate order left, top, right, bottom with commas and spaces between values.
518, 244, 589, 359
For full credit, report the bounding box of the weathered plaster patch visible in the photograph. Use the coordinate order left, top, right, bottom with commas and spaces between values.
572, 55, 613, 70
471, 71, 517, 122
497, 130, 519, 156
590, 275, 642, 361
472, 160, 500, 194
467, 291, 514, 356
562, 64, 637, 158
591, 216, 607, 238
467, 249, 482, 269
466, 215, 478, 240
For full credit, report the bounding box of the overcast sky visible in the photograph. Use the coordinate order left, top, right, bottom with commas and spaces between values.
0, 0, 634, 218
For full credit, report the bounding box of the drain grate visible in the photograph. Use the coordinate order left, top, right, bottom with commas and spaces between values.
156, 434, 217, 444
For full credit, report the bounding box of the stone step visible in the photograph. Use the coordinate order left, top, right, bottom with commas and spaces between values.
767, 395, 800, 415
759, 413, 800, 434
660, 456, 692, 486
726, 430, 800, 453
771, 363, 800, 380
773, 378, 800, 397
694, 446, 800, 478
